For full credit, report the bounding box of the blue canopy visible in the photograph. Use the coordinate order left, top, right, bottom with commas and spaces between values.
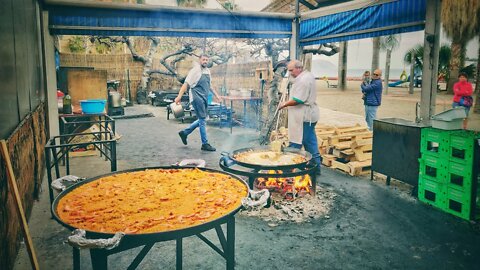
300, 0, 426, 46
48, 5, 293, 39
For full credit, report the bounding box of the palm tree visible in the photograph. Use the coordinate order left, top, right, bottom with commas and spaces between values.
380, 35, 400, 94
371, 37, 380, 74
404, 44, 453, 82
474, 8, 480, 114
441, 0, 479, 94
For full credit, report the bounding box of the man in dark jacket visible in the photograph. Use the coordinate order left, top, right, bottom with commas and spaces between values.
361, 69, 382, 130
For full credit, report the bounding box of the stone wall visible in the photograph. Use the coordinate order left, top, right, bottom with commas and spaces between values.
0, 103, 47, 270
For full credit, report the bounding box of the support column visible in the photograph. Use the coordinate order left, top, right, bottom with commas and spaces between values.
289, 0, 301, 60
420, 0, 441, 124
41, 10, 59, 137
338, 41, 348, 91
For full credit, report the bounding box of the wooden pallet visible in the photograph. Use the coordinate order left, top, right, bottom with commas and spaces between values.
330, 160, 352, 175
348, 160, 372, 176
353, 144, 372, 162
316, 124, 373, 177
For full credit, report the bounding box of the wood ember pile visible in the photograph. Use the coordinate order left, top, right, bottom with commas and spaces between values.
316, 124, 372, 176
240, 186, 336, 224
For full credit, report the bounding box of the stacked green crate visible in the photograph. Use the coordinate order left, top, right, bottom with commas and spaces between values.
443, 130, 480, 220
418, 128, 480, 220
418, 128, 451, 209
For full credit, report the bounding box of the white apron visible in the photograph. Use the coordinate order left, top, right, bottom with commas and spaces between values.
287, 105, 305, 144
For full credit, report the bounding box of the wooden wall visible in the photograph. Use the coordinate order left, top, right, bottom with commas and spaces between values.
0, 103, 47, 270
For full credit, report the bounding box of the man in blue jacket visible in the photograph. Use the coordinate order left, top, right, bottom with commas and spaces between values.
361, 69, 382, 130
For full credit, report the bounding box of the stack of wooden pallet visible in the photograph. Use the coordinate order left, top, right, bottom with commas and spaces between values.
316, 124, 373, 176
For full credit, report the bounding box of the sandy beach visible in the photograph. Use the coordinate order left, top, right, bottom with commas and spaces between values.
315, 79, 480, 131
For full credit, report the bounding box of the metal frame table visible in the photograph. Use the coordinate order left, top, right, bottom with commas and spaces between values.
220, 96, 262, 133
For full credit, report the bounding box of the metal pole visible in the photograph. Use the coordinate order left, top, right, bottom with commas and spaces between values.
420, 0, 441, 124
226, 216, 235, 270
176, 238, 183, 270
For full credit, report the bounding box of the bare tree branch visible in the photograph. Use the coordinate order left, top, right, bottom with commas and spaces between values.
303, 43, 339, 56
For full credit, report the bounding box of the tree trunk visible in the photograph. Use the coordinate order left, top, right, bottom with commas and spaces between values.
446, 41, 462, 94
260, 63, 287, 142
409, 52, 415, 94
474, 43, 480, 113
338, 41, 348, 91
384, 49, 392, 95
139, 39, 159, 90
371, 37, 380, 74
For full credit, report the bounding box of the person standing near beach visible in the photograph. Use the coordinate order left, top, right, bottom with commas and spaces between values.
361, 69, 382, 130
452, 72, 473, 129
278, 60, 321, 175
361, 70, 371, 105
175, 54, 222, 151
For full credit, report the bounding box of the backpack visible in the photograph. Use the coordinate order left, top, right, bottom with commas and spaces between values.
459, 96, 473, 107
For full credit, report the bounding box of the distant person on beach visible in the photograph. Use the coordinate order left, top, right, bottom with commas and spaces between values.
452, 72, 473, 129
361, 71, 371, 105
175, 54, 222, 151
361, 69, 383, 130
278, 60, 321, 175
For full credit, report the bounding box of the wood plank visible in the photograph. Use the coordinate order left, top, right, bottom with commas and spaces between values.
354, 149, 373, 162
332, 141, 351, 150
334, 126, 369, 135
340, 149, 355, 155
0, 140, 40, 270
331, 160, 351, 174
348, 160, 372, 176
350, 138, 373, 149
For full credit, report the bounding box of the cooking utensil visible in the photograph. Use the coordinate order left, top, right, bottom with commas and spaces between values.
169, 102, 185, 119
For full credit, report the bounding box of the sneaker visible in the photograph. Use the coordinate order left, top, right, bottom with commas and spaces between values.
178, 131, 188, 145
201, 143, 216, 151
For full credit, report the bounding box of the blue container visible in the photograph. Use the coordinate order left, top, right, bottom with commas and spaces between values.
207, 92, 213, 105
80, 99, 106, 114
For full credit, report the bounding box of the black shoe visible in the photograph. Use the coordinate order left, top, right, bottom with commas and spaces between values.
201, 143, 216, 151
178, 131, 188, 145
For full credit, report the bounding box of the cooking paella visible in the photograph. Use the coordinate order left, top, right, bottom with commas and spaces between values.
233, 150, 307, 166
56, 168, 248, 234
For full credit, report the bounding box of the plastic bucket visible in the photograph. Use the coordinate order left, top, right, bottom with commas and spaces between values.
207, 92, 213, 105
80, 99, 106, 114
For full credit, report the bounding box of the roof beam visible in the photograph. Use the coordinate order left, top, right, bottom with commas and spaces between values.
299, 0, 317, 10
313, 0, 353, 9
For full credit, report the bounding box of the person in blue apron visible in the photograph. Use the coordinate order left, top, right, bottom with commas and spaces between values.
279, 60, 322, 175
175, 54, 222, 151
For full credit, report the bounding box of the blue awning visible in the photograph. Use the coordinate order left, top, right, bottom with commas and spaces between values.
48, 5, 293, 39
299, 0, 426, 46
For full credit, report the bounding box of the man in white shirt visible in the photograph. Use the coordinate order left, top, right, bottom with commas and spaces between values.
175, 54, 221, 151
279, 60, 321, 175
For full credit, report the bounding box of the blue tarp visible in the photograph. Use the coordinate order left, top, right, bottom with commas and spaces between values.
48, 6, 293, 39
300, 0, 426, 46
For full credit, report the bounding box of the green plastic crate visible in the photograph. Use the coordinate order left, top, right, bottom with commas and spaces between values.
445, 161, 473, 192
420, 128, 451, 158
444, 187, 472, 220
418, 153, 448, 183
447, 131, 479, 165
418, 177, 445, 209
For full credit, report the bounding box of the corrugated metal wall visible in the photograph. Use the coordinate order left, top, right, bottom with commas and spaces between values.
0, 0, 45, 139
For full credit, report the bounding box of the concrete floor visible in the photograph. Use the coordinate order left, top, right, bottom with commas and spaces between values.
14, 104, 480, 270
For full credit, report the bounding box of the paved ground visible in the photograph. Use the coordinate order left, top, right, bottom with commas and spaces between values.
14, 102, 480, 270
